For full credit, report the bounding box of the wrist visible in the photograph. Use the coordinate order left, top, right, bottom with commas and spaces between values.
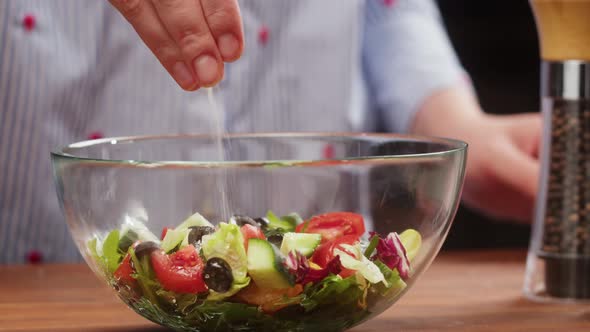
410, 84, 486, 139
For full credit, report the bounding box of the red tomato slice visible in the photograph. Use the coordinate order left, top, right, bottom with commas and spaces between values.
114, 253, 136, 287
296, 212, 366, 243
240, 224, 266, 251
151, 245, 207, 294
311, 235, 358, 278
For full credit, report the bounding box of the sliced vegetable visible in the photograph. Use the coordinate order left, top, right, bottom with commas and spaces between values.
374, 232, 410, 280
119, 216, 160, 246
240, 224, 266, 251
161, 212, 214, 253
178, 212, 214, 230
399, 229, 422, 262
235, 282, 303, 313
363, 233, 380, 259
334, 244, 386, 285
265, 229, 285, 246
203, 257, 234, 293
186, 226, 215, 247
280, 233, 321, 257
231, 215, 267, 228
161, 227, 171, 241
266, 211, 297, 232
129, 247, 161, 305
281, 213, 304, 227
284, 250, 342, 285
160, 228, 186, 253
201, 223, 250, 299
87, 237, 100, 264
102, 230, 122, 274
118, 229, 139, 253
372, 260, 407, 296
311, 235, 358, 277
300, 275, 364, 312
134, 241, 160, 259
247, 239, 292, 289
296, 212, 365, 243
113, 253, 136, 288
151, 244, 207, 294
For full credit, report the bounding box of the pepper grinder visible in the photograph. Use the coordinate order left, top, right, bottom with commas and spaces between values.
524, 0, 590, 302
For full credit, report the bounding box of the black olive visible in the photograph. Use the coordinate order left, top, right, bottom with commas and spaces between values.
187, 226, 215, 246
134, 241, 160, 260
267, 233, 283, 247
230, 215, 270, 228
203, 257, 233, 293
231, 215, 259, 227
254, 217, 269, 228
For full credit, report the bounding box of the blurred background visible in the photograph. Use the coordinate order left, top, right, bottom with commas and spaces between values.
436, 0, 540, 250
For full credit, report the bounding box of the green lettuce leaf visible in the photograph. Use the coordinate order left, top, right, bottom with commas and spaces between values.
87, 238, 100, 262
372, 260, 407, 296
128, 247, 161, 306
300, 274, 365, 312
155, 289, 200, 314
363, 234, 380, 258
266, 211, 297, 232
102, 230, 122, 274
201, 223, 250, 300
335, 244, 385, 285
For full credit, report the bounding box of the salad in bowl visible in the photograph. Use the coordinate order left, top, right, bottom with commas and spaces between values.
89, 210, 421, 331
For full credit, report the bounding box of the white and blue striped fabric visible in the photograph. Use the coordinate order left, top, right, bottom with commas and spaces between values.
0, 0, 465, 263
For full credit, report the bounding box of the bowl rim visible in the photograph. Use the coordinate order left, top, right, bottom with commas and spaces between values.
50, 132, 468, 167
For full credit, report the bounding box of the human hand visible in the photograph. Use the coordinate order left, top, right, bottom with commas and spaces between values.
412, 86, 542, 222
109, 0, 244, 91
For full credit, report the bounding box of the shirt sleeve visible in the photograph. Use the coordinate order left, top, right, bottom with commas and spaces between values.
362, 0, 467, 133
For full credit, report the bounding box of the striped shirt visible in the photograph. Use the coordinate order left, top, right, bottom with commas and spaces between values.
0, 0, 465, 263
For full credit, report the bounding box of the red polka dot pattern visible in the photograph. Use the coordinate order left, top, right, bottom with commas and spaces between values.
258, 25, 270, 45
87, 131, 104, 140
26, 250, 43, 264
22, 14, 36, 32
323, 144, 335, 159
383, 0, 396, 7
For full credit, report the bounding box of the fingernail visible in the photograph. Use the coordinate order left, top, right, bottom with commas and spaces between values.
193, 55, 219, 86
218, 34, 240, 60
172, 62, 194, 88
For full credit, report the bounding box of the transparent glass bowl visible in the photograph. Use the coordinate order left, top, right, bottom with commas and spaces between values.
51, 133, 467, 332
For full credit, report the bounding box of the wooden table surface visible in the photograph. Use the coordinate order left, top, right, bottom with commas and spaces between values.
1, 250, 589, 332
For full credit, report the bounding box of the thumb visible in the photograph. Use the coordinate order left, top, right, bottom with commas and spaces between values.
489, 138, 540, 199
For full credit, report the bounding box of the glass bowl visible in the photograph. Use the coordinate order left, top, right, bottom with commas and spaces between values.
51, 133, 467, 332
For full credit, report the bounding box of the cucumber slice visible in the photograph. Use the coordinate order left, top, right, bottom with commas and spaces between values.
399, 229, 422, 262
161, 229, 186, 253
247, 239, 292, 289
177, 212, 214, 231
280, 233, 321, 257
118, 217, 160, 252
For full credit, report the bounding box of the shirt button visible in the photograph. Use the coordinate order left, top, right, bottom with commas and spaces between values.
22, 14, 36, 32
26, 250, 43, 264
87, 131, 104, 140
258, 25, 270, 45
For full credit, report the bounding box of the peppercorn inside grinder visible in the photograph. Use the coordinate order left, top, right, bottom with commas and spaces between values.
524, 0, 590, 302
